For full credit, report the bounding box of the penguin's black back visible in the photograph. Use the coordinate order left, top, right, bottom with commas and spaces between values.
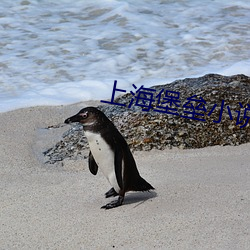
76, 107, 154, 192
97, 112, 154, 192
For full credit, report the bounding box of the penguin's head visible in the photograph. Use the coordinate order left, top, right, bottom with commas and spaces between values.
65, 107, 108, 129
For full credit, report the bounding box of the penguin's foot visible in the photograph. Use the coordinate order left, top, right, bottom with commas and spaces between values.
101, 196, 124, 209
105, 187, 118, 198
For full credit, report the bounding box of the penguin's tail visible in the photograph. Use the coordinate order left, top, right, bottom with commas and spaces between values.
132, 176, 154, 192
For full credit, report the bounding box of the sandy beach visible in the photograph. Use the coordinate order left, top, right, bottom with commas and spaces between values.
0, 102, 249, 249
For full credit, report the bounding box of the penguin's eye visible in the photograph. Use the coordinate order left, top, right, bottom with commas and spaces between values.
79, 112, 88, 119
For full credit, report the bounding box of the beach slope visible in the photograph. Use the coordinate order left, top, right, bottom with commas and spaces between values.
0, 103, 249, 249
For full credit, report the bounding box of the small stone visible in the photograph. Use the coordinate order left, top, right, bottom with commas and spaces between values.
178, 130, 186, 136
143, 138, 153, 143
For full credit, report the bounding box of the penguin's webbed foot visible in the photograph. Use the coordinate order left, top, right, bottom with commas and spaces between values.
105, 187, 118, 198
101, 196, 124, 209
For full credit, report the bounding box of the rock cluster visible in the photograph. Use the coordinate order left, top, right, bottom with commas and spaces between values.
44, 74, 250, 164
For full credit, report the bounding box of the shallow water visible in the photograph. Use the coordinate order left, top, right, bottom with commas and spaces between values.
0, 0, 249, 112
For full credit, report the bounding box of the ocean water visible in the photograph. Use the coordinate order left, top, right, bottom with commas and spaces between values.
0, 0, 250, 112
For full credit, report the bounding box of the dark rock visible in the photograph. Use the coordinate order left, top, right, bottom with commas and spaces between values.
43, 74, 250, 164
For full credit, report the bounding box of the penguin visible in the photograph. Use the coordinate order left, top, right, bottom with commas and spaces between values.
65, 107, 154, 209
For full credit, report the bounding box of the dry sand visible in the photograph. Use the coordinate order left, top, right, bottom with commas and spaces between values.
0, 102, 249, 249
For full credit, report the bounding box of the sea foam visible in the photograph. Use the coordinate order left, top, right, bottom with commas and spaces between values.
0, 0, 249, 112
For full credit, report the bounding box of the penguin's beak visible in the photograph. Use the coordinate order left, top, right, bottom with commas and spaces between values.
64, 114, 81, 124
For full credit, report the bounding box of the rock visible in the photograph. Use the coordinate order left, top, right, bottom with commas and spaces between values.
43, 74, 250, 164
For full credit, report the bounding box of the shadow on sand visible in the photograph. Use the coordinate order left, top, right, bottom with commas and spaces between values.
122, 190, 157, 208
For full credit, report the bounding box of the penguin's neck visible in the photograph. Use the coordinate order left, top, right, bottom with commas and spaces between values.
82, 122, 110, 134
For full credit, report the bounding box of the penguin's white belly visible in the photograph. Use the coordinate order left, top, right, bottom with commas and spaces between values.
85, 131, 120, 193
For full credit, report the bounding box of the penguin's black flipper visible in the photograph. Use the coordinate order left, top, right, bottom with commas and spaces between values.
88, 151, 98, 175
114, 145, 124, 190
105, 187, 118, 198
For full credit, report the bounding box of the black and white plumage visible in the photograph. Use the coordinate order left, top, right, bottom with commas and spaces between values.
65, 107, 154, 209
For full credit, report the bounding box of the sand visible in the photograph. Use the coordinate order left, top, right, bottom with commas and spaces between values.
0, 102, 249, 250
